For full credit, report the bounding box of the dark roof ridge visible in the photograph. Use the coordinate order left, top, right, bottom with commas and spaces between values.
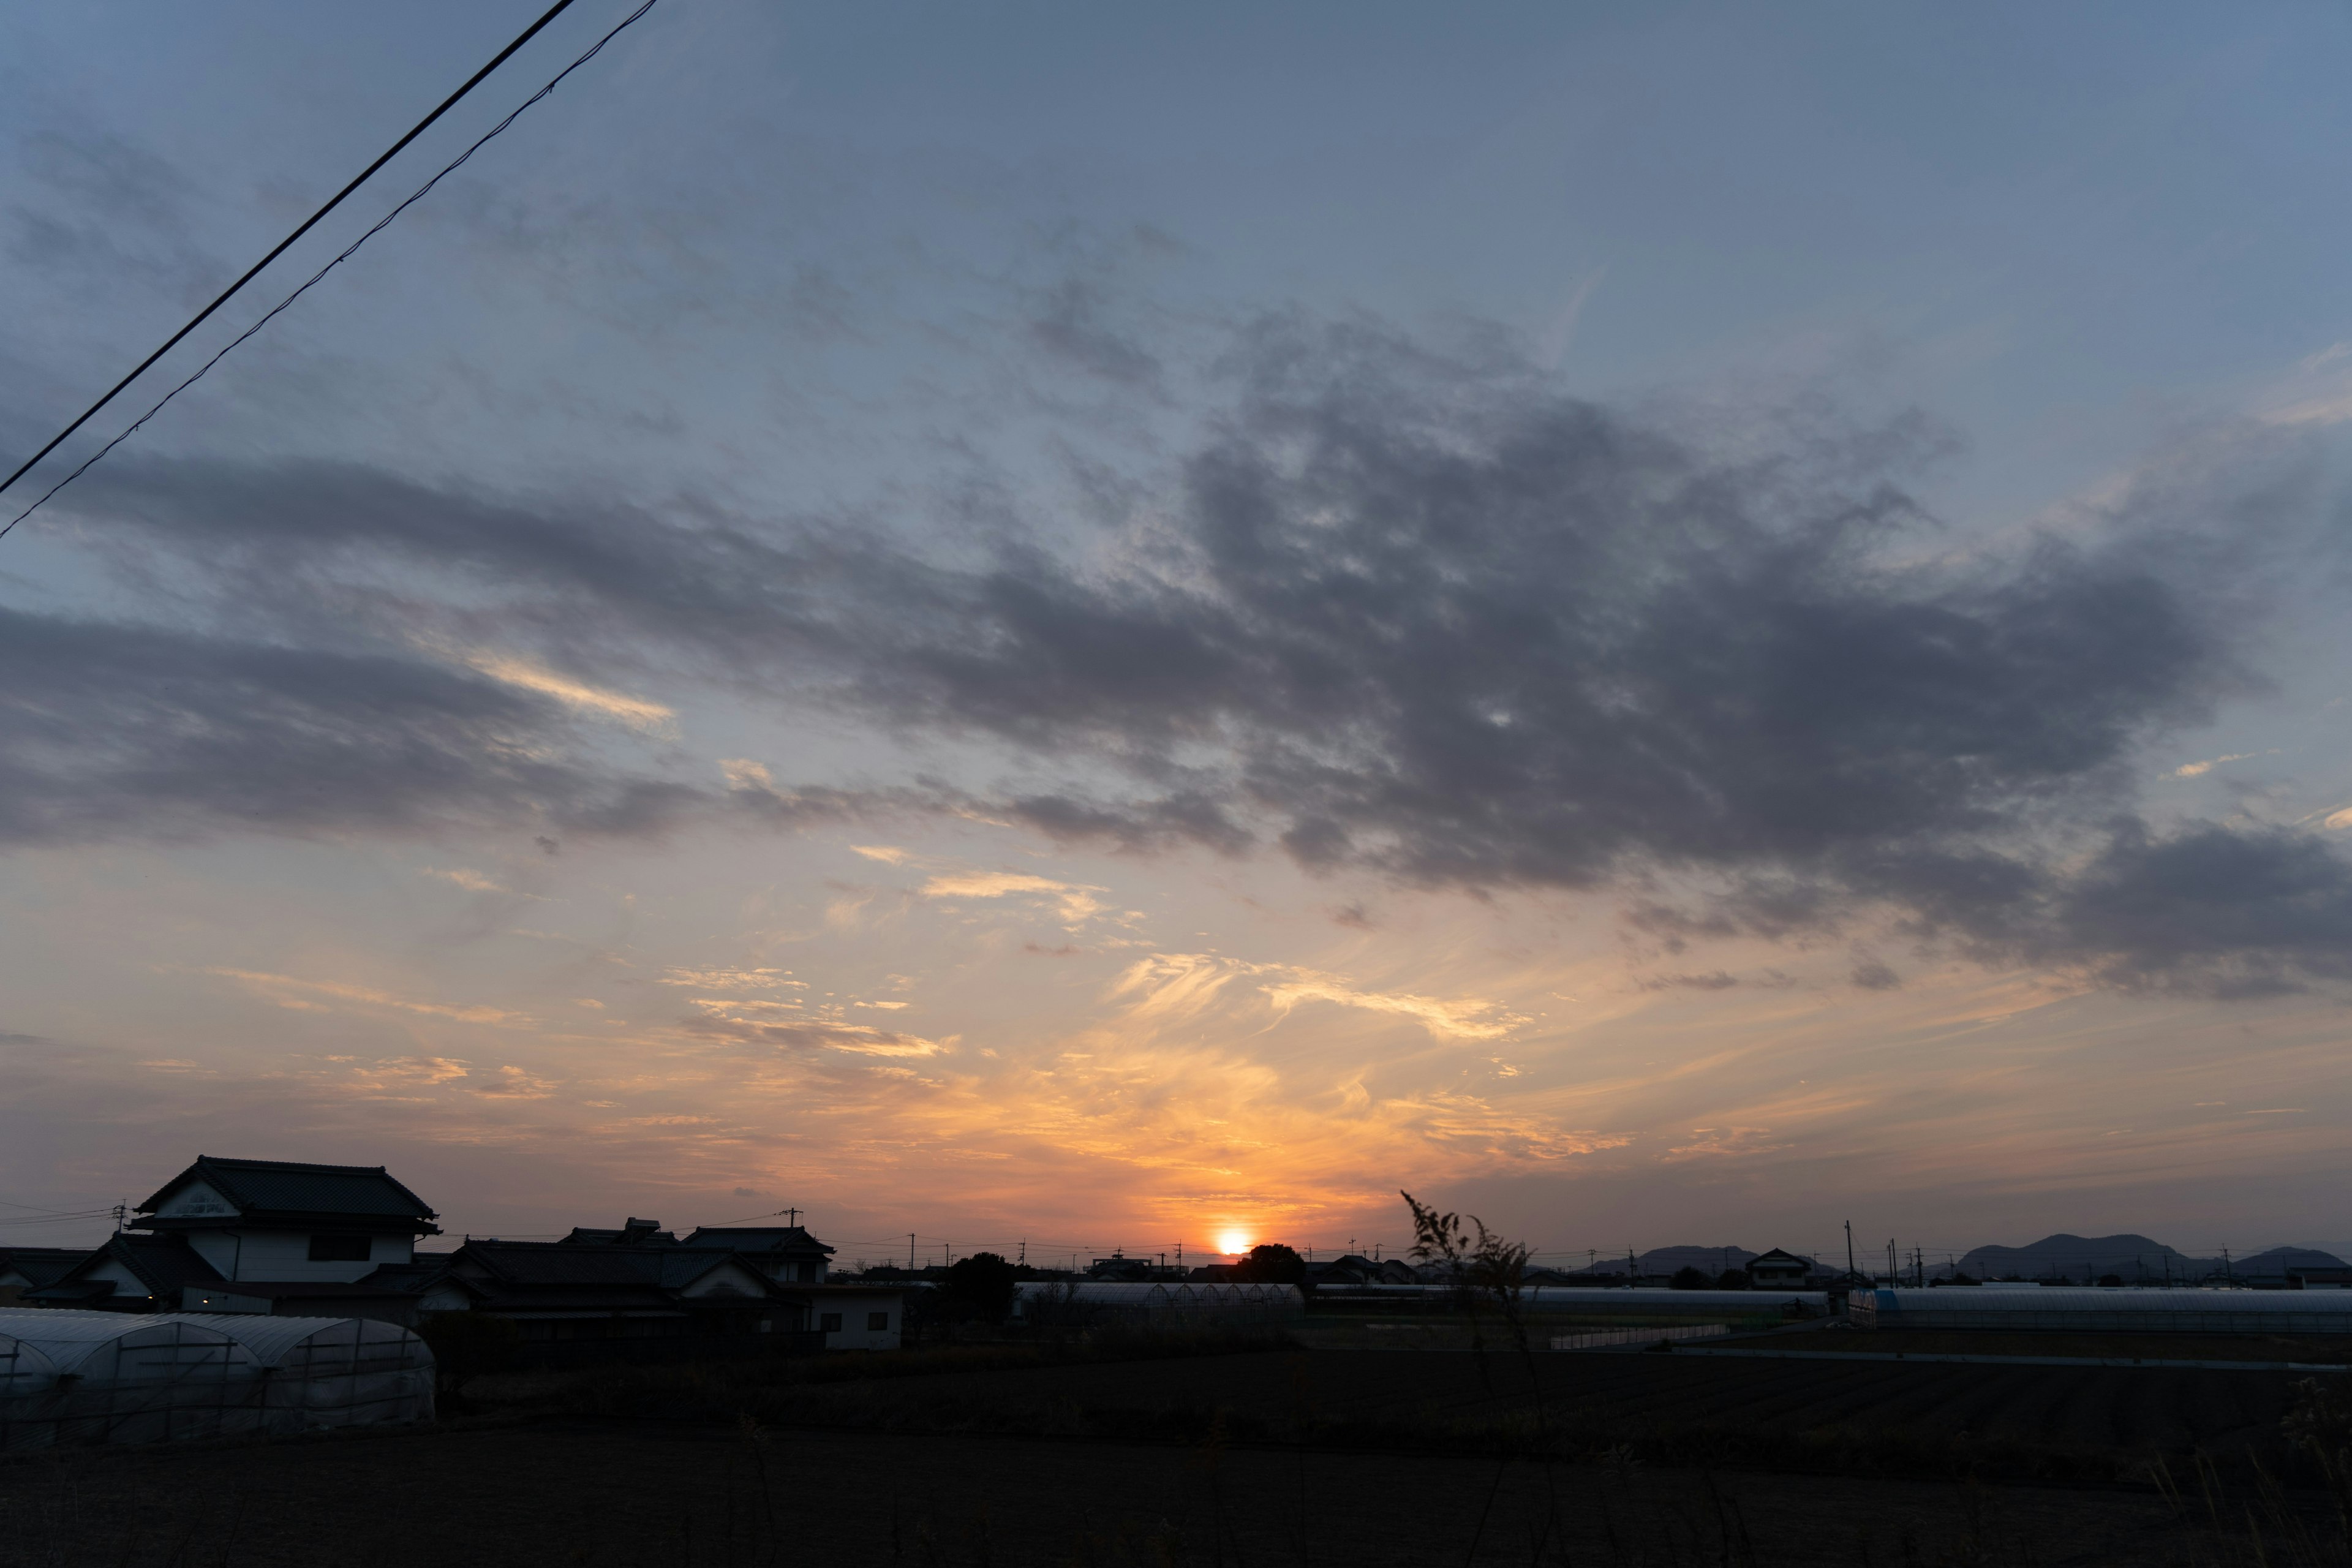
197, 1155, 394, 1174
136, 1156, 438, 1225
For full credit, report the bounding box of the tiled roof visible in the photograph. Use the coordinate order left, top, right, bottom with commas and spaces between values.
459, 1242, 762, 1292
40, 1235, 226, 1300
137, 1156, 438, 1227
0, 1246, 94, 1289
461, 1245, 659, 1287
680, 1226, 833, 1255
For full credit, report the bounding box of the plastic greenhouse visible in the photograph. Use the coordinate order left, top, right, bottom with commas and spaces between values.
1847, 1287, 2352, 1334
1310, 1284, 1833, 1318
1011, 1281, 1305, 1327
0, 1310, 434, 1450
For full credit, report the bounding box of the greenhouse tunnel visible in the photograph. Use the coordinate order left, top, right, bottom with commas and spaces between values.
0, 1310, 434, 1449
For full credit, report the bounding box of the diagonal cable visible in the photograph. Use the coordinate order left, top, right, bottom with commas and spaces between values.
0, 0, 582, 502
0, 0, 657, 541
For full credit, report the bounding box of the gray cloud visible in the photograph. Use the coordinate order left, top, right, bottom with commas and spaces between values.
2042, 823, 2352, 997
1638, 971, 1743, 992
14, 314, 2352, 993
0, 604, 879, 848
1849, 960, 1904, 992
7, 129, 218, 309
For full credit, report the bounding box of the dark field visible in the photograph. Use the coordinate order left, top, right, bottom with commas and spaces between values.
1801, 1329, 2352, 1365
6, 1336, 2351, 1566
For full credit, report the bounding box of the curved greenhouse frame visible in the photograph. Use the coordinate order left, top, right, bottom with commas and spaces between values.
0, 1310, 434, 1450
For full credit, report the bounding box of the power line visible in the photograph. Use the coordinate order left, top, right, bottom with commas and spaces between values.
0, 0, 659, 542
0, 0, 582, 507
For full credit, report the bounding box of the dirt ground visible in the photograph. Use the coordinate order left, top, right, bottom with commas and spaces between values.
4, 1342, 2346, 1567
0, 1417, 2250, 1567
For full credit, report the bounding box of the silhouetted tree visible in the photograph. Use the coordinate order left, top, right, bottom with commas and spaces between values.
1234, 1243, 1306, 1284
1669, 1266, 1709, 1291
940, 1251, 1019, 1322
1714, 1268, 1750, 1289
1400, 1191, 1556, 1560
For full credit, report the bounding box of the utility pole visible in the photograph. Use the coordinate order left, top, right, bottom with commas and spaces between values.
785, 1207, 800, 1226
1845, 1221, 1856, 1282
1887, 1239, 1896, 1286
908, 1234, 916, 1268
1019, 1239, 1026, 1266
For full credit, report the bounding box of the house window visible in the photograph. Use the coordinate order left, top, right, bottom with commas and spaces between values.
867, 1311, 889, 1331
820, 1311, 843, 1332
307, 1234, 372, 1262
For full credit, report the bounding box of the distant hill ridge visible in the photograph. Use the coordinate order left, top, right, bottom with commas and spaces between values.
1597, 1235, 2345, 1282
1954, 1234, 2343, 1283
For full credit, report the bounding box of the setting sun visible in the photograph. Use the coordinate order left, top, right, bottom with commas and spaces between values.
1215, 1229, 1251, 1256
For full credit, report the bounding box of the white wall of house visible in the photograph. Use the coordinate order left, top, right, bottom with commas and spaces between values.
680, 1262, 773, 1298
155, 1182, 237, 1220
81, 1256, 159, 1306
181, 1229, 412, 1283
809, 1291, 902, 1351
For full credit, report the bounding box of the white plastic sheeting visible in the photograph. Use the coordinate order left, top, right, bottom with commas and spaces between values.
1849, 1287, 2352, 1334
1316, 1284, 1831, 1317
1012, 1281, 1305, 1326
0, 1310, 433, 1450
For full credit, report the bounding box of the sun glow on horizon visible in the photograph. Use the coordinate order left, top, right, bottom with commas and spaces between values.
1215, 1228, 1252, 1255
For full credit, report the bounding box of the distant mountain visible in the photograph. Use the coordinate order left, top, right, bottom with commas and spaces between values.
1585, 1235, 2346, 1287
1954, 1234, 2345, 1283
1633, 1246, 1760, 1276
1956, 1234, 2190, 1281
2230, 1246, 2346, 1278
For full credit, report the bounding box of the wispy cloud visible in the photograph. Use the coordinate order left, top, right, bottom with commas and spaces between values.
2173, 754, 2254, 778
658, 967, 805, 990
1106, 951, 1527, 1043
452, 649, 675, 733
423, 867, 506, 893
920, 869, 1107, 928
684, 1005, 948, 1057
1666, 1126, 1790, 1160
198, 968, 530, 1026
1263, 971, 1526, 1042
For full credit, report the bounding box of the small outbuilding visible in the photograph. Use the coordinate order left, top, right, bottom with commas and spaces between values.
1747, 1249, 1814, 1287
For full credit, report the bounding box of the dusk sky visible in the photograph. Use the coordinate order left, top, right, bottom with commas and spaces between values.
6, 0, 2352, 1270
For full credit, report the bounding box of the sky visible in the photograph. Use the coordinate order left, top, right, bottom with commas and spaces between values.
5, 0, 2352, 1270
